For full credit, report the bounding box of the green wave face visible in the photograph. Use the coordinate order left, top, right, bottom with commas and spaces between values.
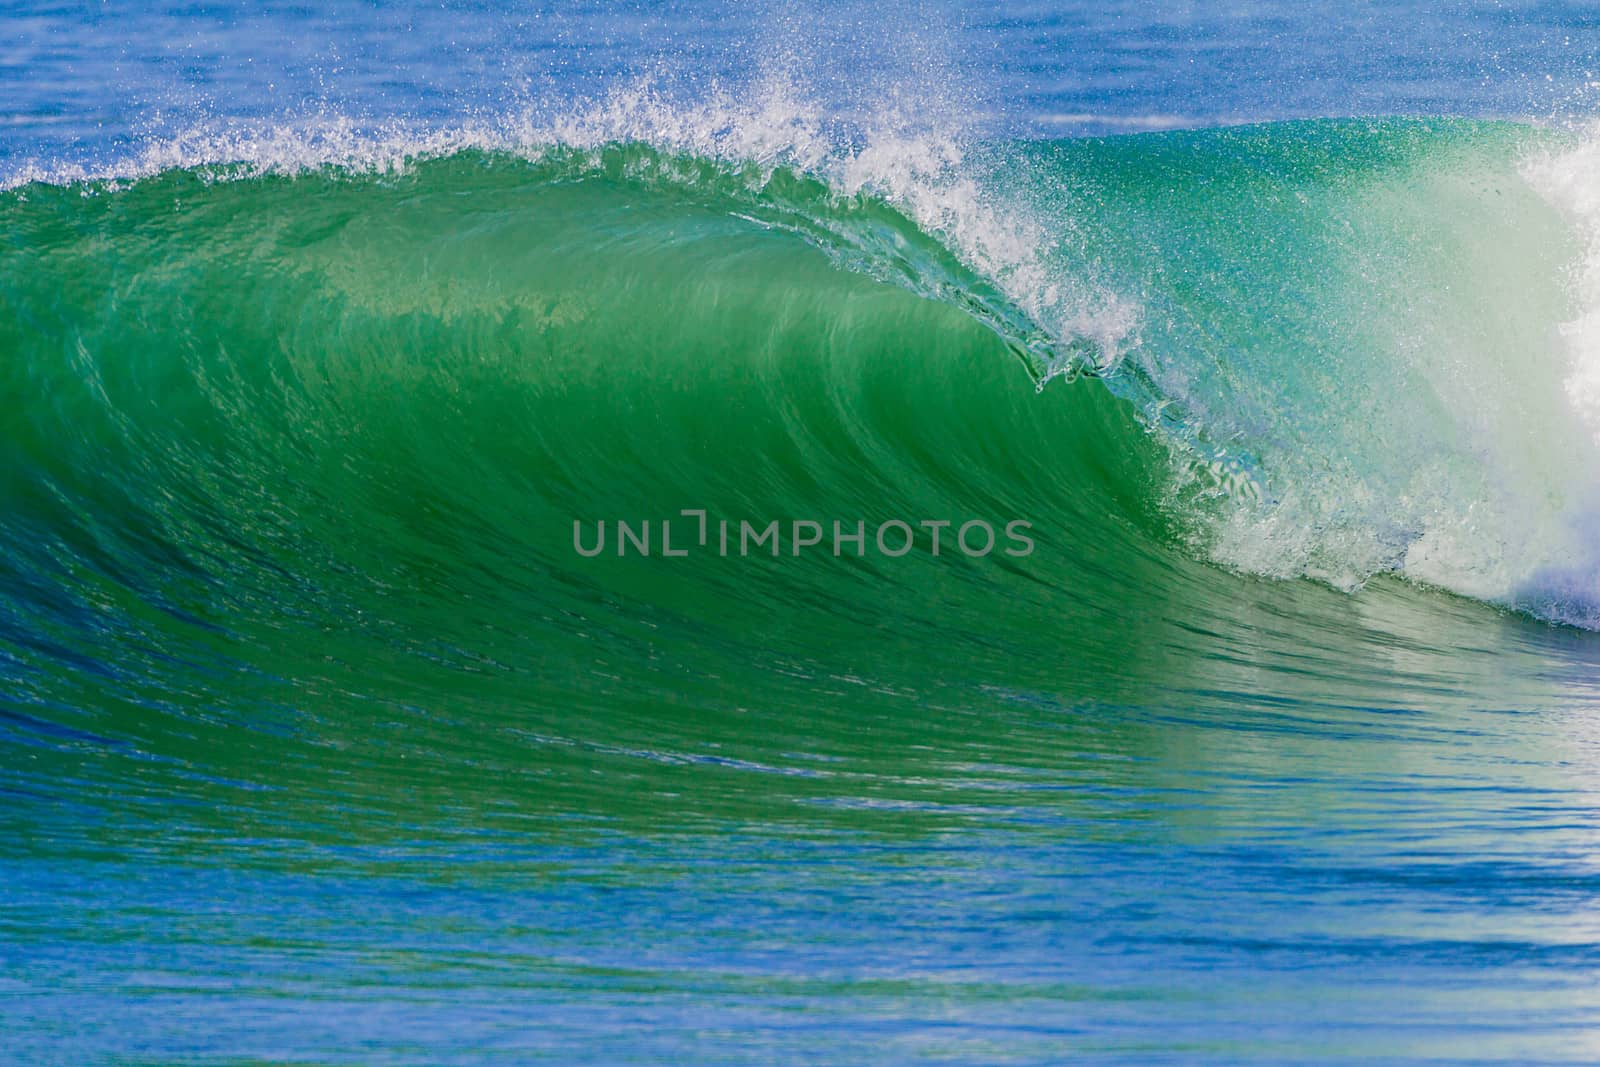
6, 121, 1600, 1063
1, 145, 1192, 827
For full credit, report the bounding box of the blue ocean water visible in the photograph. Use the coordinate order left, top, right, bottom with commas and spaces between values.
5, 0, 1600, 167
6, 3, 1600, 1065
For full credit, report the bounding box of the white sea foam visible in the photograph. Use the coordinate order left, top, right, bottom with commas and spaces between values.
1526, 126, 1600, 445
1180, 123, 1600, 628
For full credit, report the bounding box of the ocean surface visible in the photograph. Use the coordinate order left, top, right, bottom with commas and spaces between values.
6, 3, 1600, 1064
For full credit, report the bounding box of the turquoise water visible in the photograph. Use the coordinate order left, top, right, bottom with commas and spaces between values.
6, 5, 1600, 1064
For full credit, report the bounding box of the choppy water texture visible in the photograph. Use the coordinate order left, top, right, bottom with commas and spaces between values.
5, 4, 1600, 1065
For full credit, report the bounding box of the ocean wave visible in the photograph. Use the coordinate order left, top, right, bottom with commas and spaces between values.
2, 103, 1599, 633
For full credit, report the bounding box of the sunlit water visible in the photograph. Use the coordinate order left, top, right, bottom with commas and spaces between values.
5, 4, 1600, 1064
